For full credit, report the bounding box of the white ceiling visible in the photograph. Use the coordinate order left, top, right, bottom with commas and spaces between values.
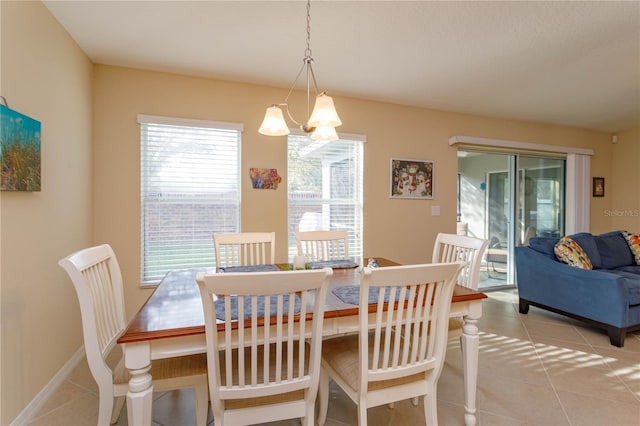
43, 0, 640, 133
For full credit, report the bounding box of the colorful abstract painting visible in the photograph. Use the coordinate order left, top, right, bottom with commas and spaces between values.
250, 168, 281, 190
1, 105, 41, 191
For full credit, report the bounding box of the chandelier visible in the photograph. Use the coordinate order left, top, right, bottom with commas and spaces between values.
258, 0, 342, 141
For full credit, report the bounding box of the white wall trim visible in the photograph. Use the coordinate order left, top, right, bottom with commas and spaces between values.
10, 346, 86, 426
449, 135, 594, 156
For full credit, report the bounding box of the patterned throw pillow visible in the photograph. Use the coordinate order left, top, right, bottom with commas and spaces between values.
554, 236, 593, 269
622, 231, 640, 265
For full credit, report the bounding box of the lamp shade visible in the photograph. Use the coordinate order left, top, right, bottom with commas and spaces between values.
308, 93, 342, 128
311, 125, 339, 142
259, 106, 290, 136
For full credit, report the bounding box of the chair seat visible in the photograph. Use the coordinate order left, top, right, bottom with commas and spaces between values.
114, 353, 208, 386
153, 354, 208, 380
448, 317, 464, 339
322, 333, 428, 393
225, 390, 305, 410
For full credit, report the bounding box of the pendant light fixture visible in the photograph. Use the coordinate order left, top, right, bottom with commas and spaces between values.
258, 0, 341, 141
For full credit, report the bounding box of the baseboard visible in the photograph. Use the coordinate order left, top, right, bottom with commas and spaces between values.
10, 346, 85, 426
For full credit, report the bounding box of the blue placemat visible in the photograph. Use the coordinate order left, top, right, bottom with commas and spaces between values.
214, 294, 301, 320
219, 264, 280, 273
308, 259, 359, 269
332, 285, 408, 305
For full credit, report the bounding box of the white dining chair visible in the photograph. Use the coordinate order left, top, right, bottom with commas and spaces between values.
58, 244, 209, 426
196, 267, 333, 426
295, 230, 349, 261
213, 232, 275, 269
432, 233, 488, 342
318, 262, 464, 426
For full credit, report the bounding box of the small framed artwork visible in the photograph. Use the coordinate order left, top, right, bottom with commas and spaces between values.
1, 104, 41, 191
592, 177, 605, 197
390, 158, 434, 199
249, 168, 281, 190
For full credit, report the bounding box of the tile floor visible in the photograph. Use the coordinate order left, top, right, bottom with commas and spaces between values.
27, 290, 640, 426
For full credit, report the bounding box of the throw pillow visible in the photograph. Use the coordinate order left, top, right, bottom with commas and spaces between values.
594, 231, 635, 269
569, 233, 602, 269
554, 236, 593, 269
622, 231, 640, 265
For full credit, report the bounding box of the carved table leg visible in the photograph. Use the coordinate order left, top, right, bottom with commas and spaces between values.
124, 342, 154, 426
461, 306, 481, 426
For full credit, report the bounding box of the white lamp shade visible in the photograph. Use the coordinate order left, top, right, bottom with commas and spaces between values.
308, 93, 342, 128
259, 106, 290, 136
311, 125, 339, 142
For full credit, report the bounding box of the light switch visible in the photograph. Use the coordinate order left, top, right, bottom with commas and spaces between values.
431, 205, 440, 216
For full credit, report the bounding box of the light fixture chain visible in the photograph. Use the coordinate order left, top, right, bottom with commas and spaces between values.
306, 0, 312, 57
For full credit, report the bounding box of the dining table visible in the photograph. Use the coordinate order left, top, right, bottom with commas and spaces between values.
117, 258, 487, 426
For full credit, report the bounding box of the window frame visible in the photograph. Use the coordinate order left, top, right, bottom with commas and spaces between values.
286, 130, 365, 263
138, 114, 243, 285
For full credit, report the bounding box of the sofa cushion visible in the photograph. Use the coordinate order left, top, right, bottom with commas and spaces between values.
529, 237, 559, 260
554, 236, 593, 269
622, 231, 640, 265
594, 231, 635, 269
613, 264, 640, 274
569, 233, 602, 269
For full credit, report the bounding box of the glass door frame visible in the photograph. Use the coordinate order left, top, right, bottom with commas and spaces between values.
484, 155, 517, 286
458, 149, 566, 291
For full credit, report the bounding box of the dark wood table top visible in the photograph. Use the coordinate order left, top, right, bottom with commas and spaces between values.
118, 258, 487, 344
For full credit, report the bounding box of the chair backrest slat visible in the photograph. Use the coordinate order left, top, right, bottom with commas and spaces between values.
58, 244, 127, 392
213, 232, 276, 268
197, 267, 332, 404
295, 230, 349, 261
432, 233, 488, 290
359, 263, 463, 386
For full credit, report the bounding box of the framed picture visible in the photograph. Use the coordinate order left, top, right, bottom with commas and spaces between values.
390, 158, 434, 199
1, 105, 41, 191
592, 177, 605, 197
249, 167, 281, 190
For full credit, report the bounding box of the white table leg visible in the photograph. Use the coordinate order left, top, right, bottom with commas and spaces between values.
124, 342, 154, 426
461, 302, 482, 426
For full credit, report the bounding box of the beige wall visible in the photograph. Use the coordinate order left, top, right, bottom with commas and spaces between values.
3, 1, 637, 423
92, 65, 620, 317
609, 127, 640, 231
1, 1, 93, 423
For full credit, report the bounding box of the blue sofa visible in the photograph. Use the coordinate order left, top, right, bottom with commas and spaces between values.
515, 231, 640, 347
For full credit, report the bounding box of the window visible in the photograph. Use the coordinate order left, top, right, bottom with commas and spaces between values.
139, 115, 242, 283
287, 132, 364, 262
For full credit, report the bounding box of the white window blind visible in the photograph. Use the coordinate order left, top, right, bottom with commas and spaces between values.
287, 133, 364, 262
139, 115, 242, 283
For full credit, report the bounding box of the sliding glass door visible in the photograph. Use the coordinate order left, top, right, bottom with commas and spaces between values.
518, 156, 565, 242
458, 151, 565, 290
